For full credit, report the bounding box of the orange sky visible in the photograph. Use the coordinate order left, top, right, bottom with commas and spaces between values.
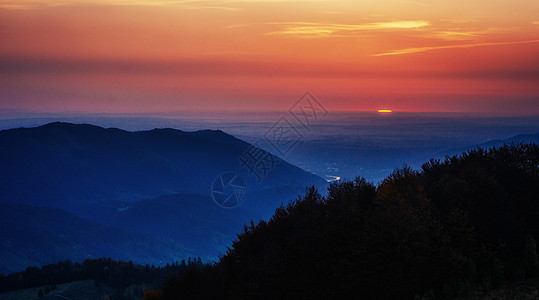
0, 0, 538, 114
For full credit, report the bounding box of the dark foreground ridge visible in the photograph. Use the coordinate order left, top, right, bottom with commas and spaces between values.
1, 143, 538, 299
0, 258, 201, 299
160, 143, 539, 299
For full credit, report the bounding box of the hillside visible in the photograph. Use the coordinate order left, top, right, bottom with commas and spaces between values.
0, 280, 116, 300
159, 143, 539, 299
0, 204, 189, 275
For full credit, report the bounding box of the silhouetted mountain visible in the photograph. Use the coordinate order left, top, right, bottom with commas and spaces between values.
0, 122, 325, 210
0, 122, 325, 273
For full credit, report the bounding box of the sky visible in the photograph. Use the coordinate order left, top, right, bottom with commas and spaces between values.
0, 0, 538, 114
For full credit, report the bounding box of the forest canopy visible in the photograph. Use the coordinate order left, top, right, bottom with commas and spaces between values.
161, 143, 539, 299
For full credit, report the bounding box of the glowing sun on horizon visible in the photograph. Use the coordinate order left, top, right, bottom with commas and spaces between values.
377, 109, 393, 113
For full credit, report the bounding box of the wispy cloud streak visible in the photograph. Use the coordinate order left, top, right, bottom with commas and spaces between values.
372, 39, 539, 56
266, 20, 430, 38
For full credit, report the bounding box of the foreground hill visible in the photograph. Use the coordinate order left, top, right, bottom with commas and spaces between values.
0, 279, 116, 300
0, 258, 189, 298
159, 143, 539, 299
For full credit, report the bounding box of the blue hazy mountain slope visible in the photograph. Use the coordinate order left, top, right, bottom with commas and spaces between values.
98, 194, 251, 258
87, 187, 312, 258
0, 203, 190, 275
0, 122, 326, 274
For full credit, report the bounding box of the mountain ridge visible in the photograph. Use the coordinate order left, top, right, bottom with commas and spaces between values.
0, 122, 325, 208
0, 122, 325, 273
435, 132, 539, 158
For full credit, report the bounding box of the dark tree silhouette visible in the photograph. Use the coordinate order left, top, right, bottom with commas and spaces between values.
160, 143, 539, 299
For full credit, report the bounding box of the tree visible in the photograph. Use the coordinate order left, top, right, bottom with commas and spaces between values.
143, 289, 163, 300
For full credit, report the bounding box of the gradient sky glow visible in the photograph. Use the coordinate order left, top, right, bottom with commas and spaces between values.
1, 0, 538, 114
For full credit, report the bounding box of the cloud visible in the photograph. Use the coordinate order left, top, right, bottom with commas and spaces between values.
428, 30, 484, 41
372, 39, 539, 56
426, 26, 524, 41
439, 17, 484, 24
266, 20, 430, 38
